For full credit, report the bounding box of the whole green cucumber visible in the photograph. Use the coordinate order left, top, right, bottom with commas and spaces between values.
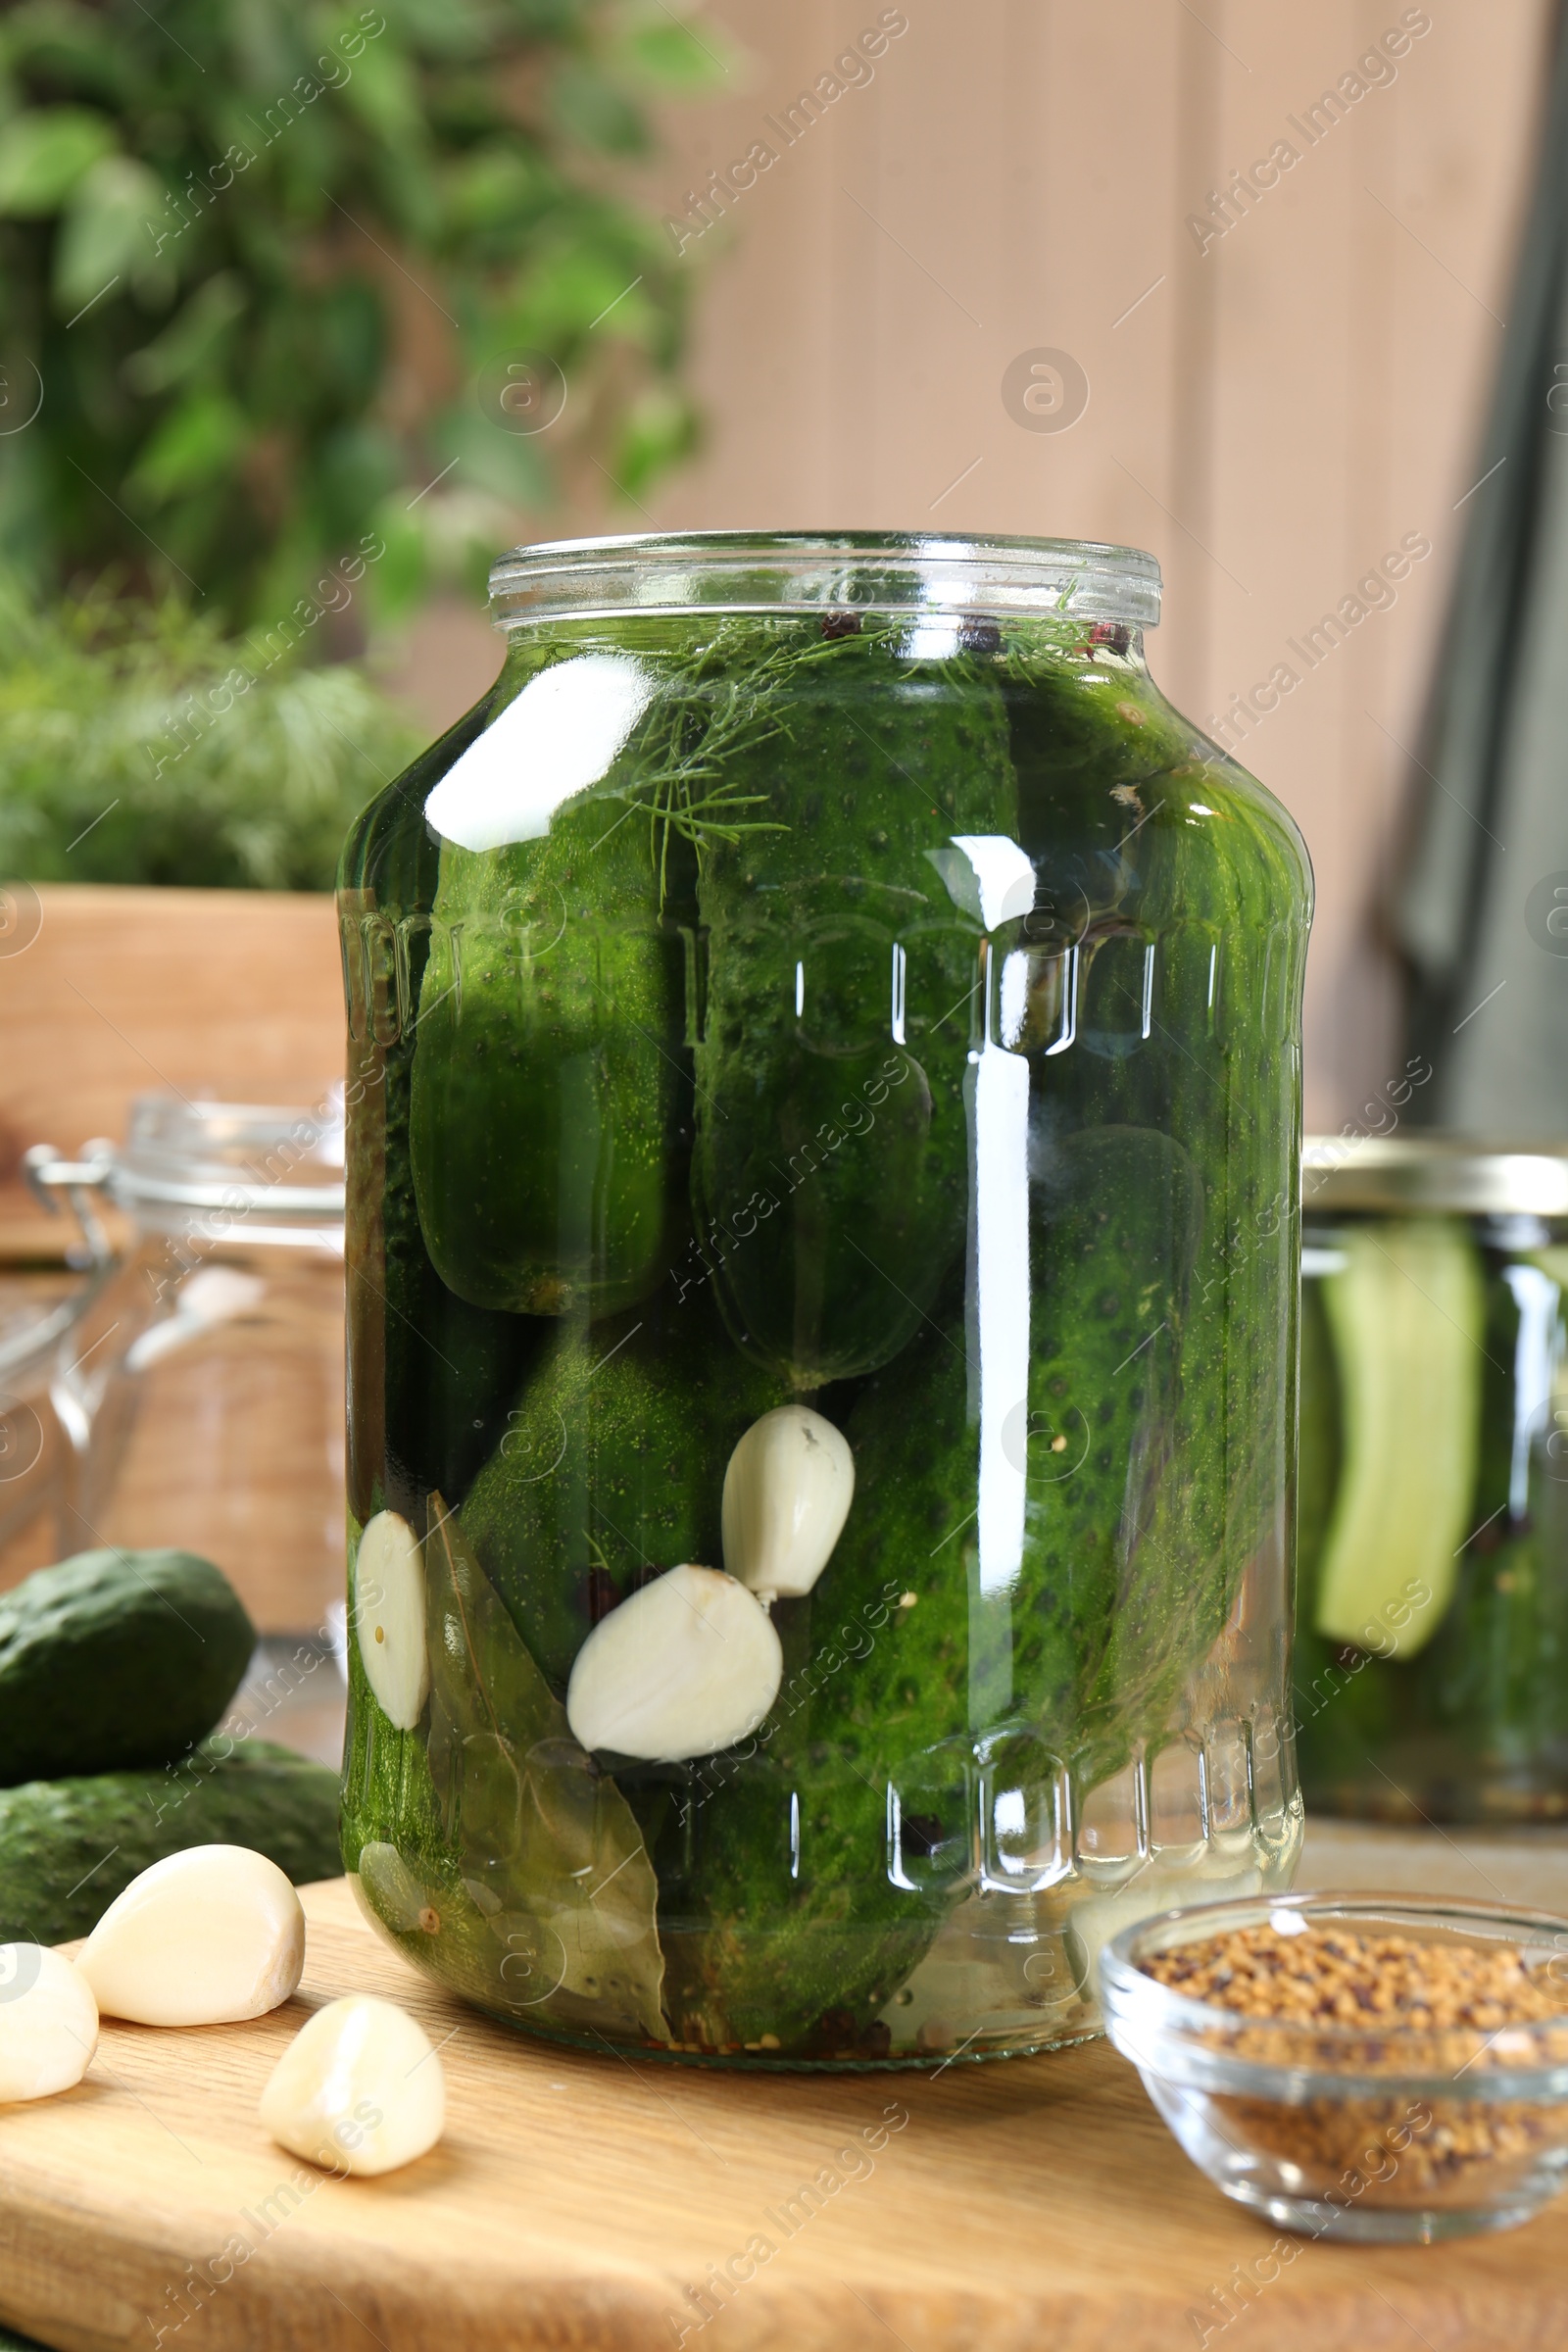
341, 821, 548, 1523
658, 1125, 1199, 2052
461, 1296, 786, 1690
382, 1203, 549, 1513
0, 1548, 254, 1786
818, 1124, 1198, 1768
373, 1003, 547, 1514
411, 796, 681, 1318
999, 645, 1310, 1755
693, 627, 1017, 1386
0, 1739, 341, 1943
653, 1749, 943, 2058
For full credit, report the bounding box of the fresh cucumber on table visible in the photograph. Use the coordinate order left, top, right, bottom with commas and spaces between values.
0, 1740, 341, 1944
0, 1545, 338, 1944
0, 1546, 254, 1786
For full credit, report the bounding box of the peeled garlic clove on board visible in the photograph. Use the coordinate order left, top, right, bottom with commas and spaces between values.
722, 1404, 855, 1603
0, 1946, 97, 2102
75, 1845, 304, 2026
260, 1994, 445, 2177
355, 1509, 429, 1731
565, 1564, 782, 1762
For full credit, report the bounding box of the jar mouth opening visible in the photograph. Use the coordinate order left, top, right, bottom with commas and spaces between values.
487, 529, 1161, 630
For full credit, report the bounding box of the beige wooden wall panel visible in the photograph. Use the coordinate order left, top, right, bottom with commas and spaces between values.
649, 3, 1194, 540
1195, 0, 1544, 1125
398, 0, 1549, 1126
612, 0, 1553, 1129
1202, 0, 1431, 1121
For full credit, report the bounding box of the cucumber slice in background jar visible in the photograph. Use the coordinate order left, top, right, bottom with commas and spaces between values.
1414, 1247, 1568, 1773
1312, 1218, 1485, 1658
1295, 1266, 1344, 1602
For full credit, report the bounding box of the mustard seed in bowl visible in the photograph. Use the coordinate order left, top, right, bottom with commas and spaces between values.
1100, 1894, 1568, 2242
1142, 1920, 1568, 2030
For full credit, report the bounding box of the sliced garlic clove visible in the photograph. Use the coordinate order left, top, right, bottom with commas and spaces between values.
722, 1404, 855, 1602
565, 1564, 782, 1762
355, 1509, 429, 1730
75, 1845, 305, 2027
260, 1993, 445, 2177
0, 1946, 97, 2102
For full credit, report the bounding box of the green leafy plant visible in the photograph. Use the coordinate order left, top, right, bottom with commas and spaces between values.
0, 569, 420, 887
0, 0, 725, 622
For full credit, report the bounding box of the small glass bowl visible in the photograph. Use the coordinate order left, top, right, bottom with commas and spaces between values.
1100, 1892, 1568, 2242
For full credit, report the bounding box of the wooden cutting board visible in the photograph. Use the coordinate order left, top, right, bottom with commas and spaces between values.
2, 1880, 1565, 2352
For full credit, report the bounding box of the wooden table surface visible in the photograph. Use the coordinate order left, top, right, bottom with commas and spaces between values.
1, 1878, 1565, 2352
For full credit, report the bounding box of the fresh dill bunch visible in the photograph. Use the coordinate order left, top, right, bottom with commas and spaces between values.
0, 574, 420, 890
528, 603, 1093, 906
603, 612, 916, 899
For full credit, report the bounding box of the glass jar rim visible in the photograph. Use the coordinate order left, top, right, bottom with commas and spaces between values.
109, 1091, 346, 1233
488, 529, 1162, 629
1303, 1134, 1568, 1216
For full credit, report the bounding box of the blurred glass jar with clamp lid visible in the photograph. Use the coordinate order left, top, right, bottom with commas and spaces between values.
0, 1150, 112, 1589
24, 1090, 348, 1763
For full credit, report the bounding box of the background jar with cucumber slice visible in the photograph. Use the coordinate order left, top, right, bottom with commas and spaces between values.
337, 530, 1313, 2068
1297, 1138, 1568, 1824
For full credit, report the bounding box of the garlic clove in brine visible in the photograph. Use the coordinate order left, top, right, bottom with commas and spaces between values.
565, 1564, 782, 1762
722, 1404, 855, 1604
355, 1509, 430, 1731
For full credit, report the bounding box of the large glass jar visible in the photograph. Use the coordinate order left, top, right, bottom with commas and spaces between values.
43, 1093, 348, 1651
338, 531, 1312, 2067
1297, 1136, 1568, 1824
0, 1252, 103, 1590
